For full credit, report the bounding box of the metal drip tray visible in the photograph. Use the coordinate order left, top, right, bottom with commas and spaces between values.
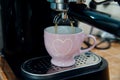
21, 52, 102, 80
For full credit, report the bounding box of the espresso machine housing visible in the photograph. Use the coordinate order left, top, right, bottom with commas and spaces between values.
1, 0, 120, 80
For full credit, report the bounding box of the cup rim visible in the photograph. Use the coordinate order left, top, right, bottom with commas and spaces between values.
44, 26, 84, 35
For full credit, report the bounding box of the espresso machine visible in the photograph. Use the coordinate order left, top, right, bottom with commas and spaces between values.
1, 0, 120, 80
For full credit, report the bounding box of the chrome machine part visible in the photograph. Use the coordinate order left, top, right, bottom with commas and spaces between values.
53, 11, 69, 24
47, 0, 86, 11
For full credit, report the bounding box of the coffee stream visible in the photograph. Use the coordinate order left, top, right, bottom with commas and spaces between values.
70, 21, 75, 34
54, 22, 75, 34
54, 23, 58, 33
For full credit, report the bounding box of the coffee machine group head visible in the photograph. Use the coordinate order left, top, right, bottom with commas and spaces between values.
47, 0, 86, 11
46, 0, 86, 27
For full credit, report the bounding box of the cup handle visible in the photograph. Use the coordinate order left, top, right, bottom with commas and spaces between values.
80, 35, 96, 53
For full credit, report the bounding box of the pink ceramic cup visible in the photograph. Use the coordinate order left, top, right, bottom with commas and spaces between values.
44, 26, 96, 67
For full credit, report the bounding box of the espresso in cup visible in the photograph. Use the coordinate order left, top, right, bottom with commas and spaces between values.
44, 26, 96, 67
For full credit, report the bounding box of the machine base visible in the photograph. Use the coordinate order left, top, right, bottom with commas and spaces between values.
21, 52, 109, 80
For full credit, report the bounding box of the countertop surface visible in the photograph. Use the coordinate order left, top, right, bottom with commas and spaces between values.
0, 56, 17, 80
92, 39, 120, 80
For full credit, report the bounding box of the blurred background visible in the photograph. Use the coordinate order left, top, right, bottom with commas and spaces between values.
79, 0, 120, 35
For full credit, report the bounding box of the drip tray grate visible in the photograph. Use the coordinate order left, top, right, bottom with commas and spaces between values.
21, 52, 102, 79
